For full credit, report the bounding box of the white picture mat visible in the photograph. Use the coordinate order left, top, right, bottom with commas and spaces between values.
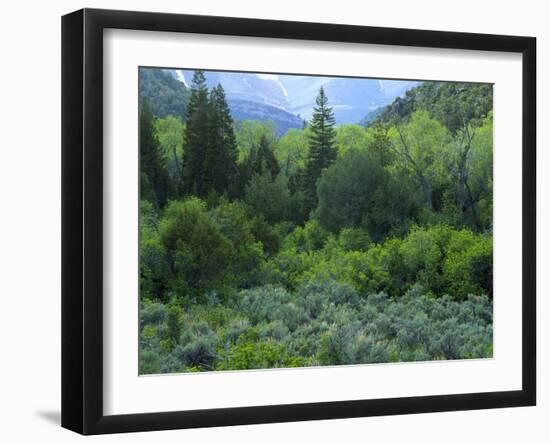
103, 28, 523, 416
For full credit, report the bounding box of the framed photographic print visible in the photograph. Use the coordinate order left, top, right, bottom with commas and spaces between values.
61, 8, 536, 435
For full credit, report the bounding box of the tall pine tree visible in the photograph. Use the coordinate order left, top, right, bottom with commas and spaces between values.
204, 84, 238, 194
252, 134, 280, 179
303, 86, 337, 214
234, 133, 280, 199
183, 70, 209, 196
140, 100, 171, 207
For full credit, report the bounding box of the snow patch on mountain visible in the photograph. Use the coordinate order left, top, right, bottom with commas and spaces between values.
165, 68, 417, 126
170, 69, 188, 87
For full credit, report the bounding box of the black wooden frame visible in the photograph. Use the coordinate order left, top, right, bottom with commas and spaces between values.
61, 8, 537, 435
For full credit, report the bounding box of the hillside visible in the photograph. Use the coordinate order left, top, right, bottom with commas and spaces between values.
170, 69, 416, 126
161, 69, 304, 135
228, 99, 304, 136
369, 81, 493, 132
139, 68, 190, 120
278, 75, 416, 124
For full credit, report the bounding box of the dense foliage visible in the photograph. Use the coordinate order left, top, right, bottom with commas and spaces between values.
140, 284, 492, 373
139, 68, 190, 120
371, 81, 493, 134
139, 72, 494, 374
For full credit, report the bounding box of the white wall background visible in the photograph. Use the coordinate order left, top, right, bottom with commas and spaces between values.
0, 0, 546, 441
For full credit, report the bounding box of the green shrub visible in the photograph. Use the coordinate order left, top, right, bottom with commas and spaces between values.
316, 148, 419, 240
283, 220, 329, 252
336, 228, 372, 252
220, 341, 306, 371
140, 201, 171, 301
160, 198, 234, 294
245, 172, 291, 223
443, 231, 493, 299
177, 322, 220, 369
238, 285, 291, 323
140, 300, 167, 326
139, 349, 161, 374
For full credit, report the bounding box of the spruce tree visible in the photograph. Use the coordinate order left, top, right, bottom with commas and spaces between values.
204, 84, 238, 194
303, 86, 337, 214
252, 134, 280, 179
140, 100, 171, 207
235, 134, 281, 199
183, 70, 209, 196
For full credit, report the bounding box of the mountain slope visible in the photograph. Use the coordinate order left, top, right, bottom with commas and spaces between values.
228, 99, 304, 136
139, 67, 419, 135
172, 70, 291, 111
174, 69, 417, 126
167, 69, 303, 135
139, 68, 190, 120
370, 81, 493, 132
278, 75, 417, 124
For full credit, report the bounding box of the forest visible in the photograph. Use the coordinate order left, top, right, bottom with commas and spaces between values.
139, 69, 494, 374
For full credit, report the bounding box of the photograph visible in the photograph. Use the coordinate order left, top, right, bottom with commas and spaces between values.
138, 67, 494, 375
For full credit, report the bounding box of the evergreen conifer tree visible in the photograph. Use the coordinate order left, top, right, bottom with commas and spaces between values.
183, 70, 209, 196
204, 84, 238, 194
252, 134, 280, 179
140, 100, 171, 207
303, 86, 337, 214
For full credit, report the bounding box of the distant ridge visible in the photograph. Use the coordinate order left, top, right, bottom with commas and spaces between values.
139, 67, 418, 135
